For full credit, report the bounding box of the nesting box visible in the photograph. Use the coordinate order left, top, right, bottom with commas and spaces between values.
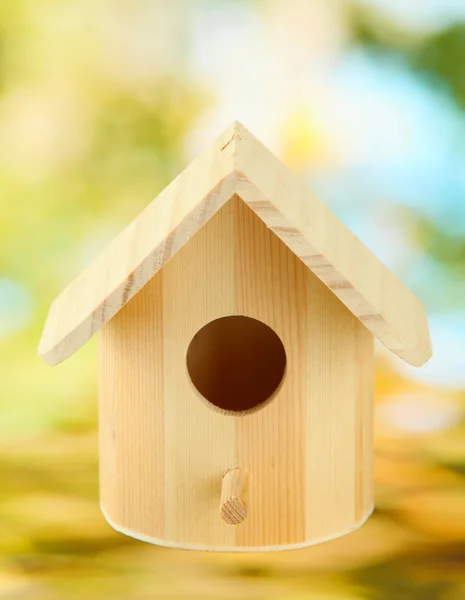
39, 122, 432, 551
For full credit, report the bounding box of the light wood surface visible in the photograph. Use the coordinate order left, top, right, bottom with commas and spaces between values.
98, 272, 165, 540
98, 197, 374, 550
39, 122, 239, 366
233, 123, 431, 367
39, 121, 431, 367
220, 469, 249, 525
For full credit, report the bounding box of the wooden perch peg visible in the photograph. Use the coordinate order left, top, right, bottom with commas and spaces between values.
220, 468, 249, 525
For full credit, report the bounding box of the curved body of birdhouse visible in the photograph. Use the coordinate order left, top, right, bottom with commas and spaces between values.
39, 122, 432, 552
98, 196, 374, 550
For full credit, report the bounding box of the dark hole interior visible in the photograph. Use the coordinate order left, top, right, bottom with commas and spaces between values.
186, 316, 287, 414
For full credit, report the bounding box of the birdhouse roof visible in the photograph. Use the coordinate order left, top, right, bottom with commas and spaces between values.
39, 121, 432, 367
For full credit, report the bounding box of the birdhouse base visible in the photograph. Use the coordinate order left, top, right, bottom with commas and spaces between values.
100, 503, 374, 552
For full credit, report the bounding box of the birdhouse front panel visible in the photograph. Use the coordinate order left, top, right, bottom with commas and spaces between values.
98, 195, 374, 551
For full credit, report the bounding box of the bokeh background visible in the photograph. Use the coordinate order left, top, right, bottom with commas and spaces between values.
1, 1, 465, 598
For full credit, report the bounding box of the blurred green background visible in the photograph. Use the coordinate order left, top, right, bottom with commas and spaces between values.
1, 1, 465, 598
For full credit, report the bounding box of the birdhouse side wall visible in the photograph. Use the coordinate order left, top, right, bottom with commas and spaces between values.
98, 195, 374, 551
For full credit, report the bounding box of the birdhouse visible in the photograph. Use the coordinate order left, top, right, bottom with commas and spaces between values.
39, 121, 432, 552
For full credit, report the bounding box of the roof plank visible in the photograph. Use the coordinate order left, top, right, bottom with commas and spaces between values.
233, 122, 432, 366
39, 123, 239, 365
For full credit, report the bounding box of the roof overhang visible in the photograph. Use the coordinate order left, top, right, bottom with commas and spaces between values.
39, 121, 432, 367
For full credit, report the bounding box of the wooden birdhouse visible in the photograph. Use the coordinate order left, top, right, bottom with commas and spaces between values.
39, 121, 432, 552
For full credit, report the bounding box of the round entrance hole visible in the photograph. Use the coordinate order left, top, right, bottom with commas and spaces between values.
186, 316, 287, 414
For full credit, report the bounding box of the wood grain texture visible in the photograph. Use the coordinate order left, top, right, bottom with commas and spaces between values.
39, 121, 431, 367
303, 274, 374, 541
98, 273, 165, 539
39, 122, 239, 366
161, 198, 237, 548
232, 123, 431, 366
233, 197, 307, 548
98, 197, 374, 551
